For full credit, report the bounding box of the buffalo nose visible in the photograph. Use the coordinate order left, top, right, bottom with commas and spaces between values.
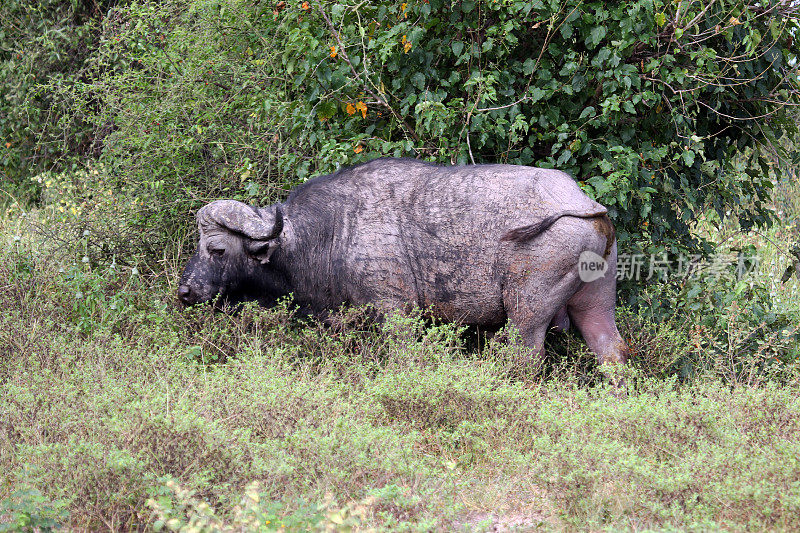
177, 284, 193, 304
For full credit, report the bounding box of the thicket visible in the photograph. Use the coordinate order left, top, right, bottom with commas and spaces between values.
2, 0, 796, 371
2, 0, 796, 257
0, 0, 122, 198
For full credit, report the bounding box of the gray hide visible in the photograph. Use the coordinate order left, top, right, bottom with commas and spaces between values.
178, 158, 629, 365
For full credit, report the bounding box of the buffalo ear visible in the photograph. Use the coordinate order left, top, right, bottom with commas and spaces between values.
246, 239, 279, 264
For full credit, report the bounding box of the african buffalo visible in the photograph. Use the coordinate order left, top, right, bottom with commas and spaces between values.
178, 158, 629, 365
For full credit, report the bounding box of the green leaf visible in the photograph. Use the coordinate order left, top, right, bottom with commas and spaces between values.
451, 41, 464, 57
587, 175, 612, 196
522, 58, 535, 76
587, 26, 606, 48
529, 87, 547, 102
316, 100, 337, 120
655, 12, 666, 27
410, 72, 425, 90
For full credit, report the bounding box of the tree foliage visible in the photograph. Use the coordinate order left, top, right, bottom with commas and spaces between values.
267, 0, 799, 253
5, 0, 800, 260
0, 0, 120, 197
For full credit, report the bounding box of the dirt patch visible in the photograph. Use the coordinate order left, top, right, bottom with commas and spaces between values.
458, 510, 552, 532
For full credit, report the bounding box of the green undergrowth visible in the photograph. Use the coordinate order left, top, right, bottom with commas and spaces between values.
1, 206, 800, 531
2, 0, 798, 527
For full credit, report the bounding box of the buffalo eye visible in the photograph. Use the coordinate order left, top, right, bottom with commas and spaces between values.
207, 246, 225, 257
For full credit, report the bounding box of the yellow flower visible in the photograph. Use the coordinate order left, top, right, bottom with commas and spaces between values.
401, 35, 411, 53
329, 45, 337, 58
354, 144, 363, 153
346, 103, 356, 115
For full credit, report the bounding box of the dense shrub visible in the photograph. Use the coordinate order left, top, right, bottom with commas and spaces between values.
0, 0, 123, 198
24, 0, 798, 262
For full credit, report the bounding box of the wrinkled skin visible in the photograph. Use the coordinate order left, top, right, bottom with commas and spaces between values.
179, 158, 629, 366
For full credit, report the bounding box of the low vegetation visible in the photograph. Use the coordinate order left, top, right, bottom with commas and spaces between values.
1, 177, 799, 530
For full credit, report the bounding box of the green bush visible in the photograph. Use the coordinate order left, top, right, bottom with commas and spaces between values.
622, 263, 800, 382
24, 0, 797, 263
147, 479, 377, 532
0, 0, 120, 198
0, 489, 67, 533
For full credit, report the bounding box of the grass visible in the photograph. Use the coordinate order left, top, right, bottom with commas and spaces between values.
1, 181, 799, 531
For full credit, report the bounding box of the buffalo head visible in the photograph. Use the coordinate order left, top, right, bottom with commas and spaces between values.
178, 200, 286, 308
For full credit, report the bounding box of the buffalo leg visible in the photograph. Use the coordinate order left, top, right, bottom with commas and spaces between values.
503, 271, 583, 358
567, 241, 629, 366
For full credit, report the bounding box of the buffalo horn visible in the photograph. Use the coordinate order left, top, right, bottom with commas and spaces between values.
197, 200, 283, 240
